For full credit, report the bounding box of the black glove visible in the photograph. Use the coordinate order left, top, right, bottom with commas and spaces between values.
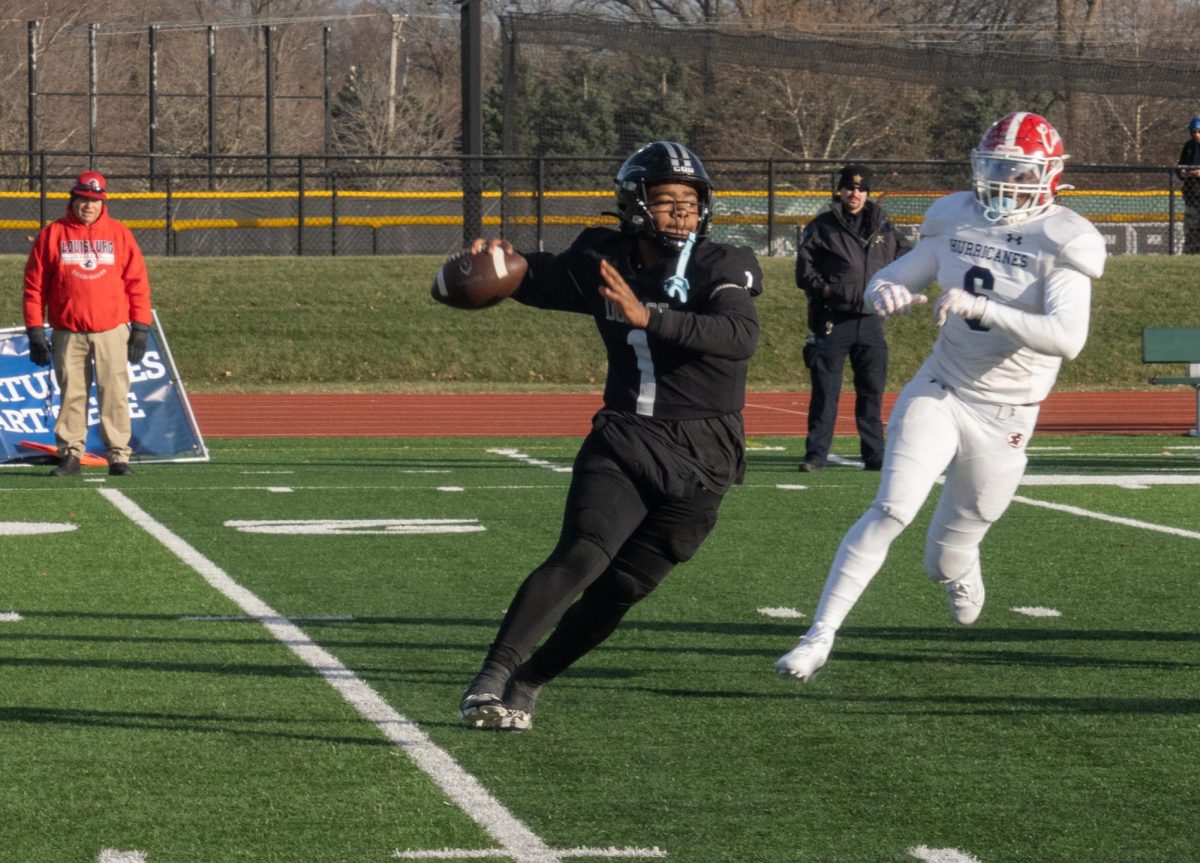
27, 326, 51, 367
127, 323, 150, 364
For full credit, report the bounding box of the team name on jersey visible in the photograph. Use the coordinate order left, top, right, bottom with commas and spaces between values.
948, 237, 1030, 269
605, 299, 669, 323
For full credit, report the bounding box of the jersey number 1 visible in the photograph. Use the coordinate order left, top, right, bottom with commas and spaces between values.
627, 330, 657, 416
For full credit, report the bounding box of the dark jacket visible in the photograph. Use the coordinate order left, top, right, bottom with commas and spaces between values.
795, 199, 910, 326
1177, 140, 1200, 209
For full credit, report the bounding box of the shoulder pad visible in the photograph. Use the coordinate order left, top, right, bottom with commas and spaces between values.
918, 191, 976, 239
699, 242, 763, 297
567, 226, 623, 255
1044, 208, 1107, 279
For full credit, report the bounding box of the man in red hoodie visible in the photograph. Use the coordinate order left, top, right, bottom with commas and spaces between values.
23, 171, 153, 477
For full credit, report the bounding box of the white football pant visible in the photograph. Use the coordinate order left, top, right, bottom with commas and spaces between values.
810, 376, 1038, 630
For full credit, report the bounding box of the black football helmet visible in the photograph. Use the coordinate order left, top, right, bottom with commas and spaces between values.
613, 141, 713, 252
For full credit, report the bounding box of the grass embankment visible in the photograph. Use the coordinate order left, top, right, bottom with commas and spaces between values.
2, 254, 1197, 393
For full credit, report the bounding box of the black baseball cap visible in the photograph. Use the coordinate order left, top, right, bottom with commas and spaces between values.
837, 164, 871, 192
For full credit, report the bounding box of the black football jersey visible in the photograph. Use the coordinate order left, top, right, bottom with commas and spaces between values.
515, 228, 762, 421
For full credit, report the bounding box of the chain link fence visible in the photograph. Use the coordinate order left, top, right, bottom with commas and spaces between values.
0, 152, 1189, 257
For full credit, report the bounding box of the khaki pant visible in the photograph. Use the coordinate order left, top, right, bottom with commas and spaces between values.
51, 326, 132, 464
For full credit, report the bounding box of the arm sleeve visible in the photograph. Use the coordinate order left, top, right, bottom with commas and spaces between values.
794, 225, 826, 297
121, 229, 153, 325
978, 265, 1091, 359
22, 231, 49, 328
866, 237, 938, 296
511, 250, 592, 315
1178, 143, 1191, 179
645, 281, 760, 361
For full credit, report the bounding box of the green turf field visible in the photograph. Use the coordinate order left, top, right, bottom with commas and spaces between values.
2, 434, 1198, 863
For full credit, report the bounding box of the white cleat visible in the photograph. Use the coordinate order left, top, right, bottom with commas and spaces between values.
944, 569, 985, 625
775, 622, 837, 683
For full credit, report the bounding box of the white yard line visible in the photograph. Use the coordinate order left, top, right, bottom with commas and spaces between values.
98, 488, 564, 863
1013, 495, 1200, 541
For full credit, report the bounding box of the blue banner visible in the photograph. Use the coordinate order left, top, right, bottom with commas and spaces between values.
0, 317, 208, 464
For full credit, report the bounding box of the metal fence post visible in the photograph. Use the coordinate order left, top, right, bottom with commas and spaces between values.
38, 152, 46, 228
88, 24, 97, 168
1168, 167, 1177, 256
165, 173, 173, 256
330, 173, 338, 257
149, 25, 158, 188
297, 156, 306, 256
767, 158, 776, 256
27, 21, 37, 191
536, 156, 544, 252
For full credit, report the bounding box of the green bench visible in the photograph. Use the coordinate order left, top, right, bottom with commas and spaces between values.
1142, 327, 1200, 436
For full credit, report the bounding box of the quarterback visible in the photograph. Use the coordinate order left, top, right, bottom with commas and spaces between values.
456, 142, 763, 730
776, 112, 1107, 682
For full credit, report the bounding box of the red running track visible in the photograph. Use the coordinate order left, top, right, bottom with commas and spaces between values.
187, 390, 1199, 438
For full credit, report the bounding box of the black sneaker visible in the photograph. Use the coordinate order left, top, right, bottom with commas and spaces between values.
50, 456, 81, 477
108, 462, 134, 476
498, 670, 541, 733
798, 459, 825, 473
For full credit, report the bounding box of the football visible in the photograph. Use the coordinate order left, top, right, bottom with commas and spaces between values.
431, 245, 527, 310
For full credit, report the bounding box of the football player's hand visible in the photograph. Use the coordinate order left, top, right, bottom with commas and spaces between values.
467, 237, 515, 257
127, 323, 151, 363
870, 282, 927, 316
27, 326, 51, 367
934, 287, 988, 327
598, 258, 650, 328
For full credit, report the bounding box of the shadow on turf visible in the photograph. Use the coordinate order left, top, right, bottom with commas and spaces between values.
0, 704, 395, 745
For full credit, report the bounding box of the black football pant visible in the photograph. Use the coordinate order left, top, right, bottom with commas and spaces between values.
1185, 208, 1200, 254
805, 315, 887, 467
479, 444, 722, 688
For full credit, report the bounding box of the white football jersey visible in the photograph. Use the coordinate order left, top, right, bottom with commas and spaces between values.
869, 191, 1107, 405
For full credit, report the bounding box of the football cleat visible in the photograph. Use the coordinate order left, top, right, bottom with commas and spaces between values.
458, 691, 506, 729
775, 622, 837, 683
497, 671, 541, 733
944, 569, 986, 625
497, 709, 533, 733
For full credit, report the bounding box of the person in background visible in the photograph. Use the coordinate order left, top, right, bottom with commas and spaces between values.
795, 164, 910, 472
454, 141, 762, 732
776, 112, 1106, 683
23, 171, 153, 477
1176, 116, 1200, 254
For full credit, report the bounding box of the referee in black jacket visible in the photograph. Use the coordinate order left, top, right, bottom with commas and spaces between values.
795, 164, 909, 472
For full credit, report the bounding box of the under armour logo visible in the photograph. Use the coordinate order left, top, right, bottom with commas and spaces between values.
1007, 432, 1025, 448
1006, 233, 1022, 244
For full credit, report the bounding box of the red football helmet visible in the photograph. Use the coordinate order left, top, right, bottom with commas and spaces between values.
970, 112, 1065, 223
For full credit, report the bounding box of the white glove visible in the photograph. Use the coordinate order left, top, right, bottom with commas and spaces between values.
934, 287, 988, 327
870, 281, 928, 316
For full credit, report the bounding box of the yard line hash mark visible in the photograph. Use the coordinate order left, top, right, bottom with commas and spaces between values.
487, 448, 573, 473
1014, 495, 1200, 540
0, 521, 77, 535
224, 518, 486, 535
100, 489, 659, 863
394, 848, 667, 860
